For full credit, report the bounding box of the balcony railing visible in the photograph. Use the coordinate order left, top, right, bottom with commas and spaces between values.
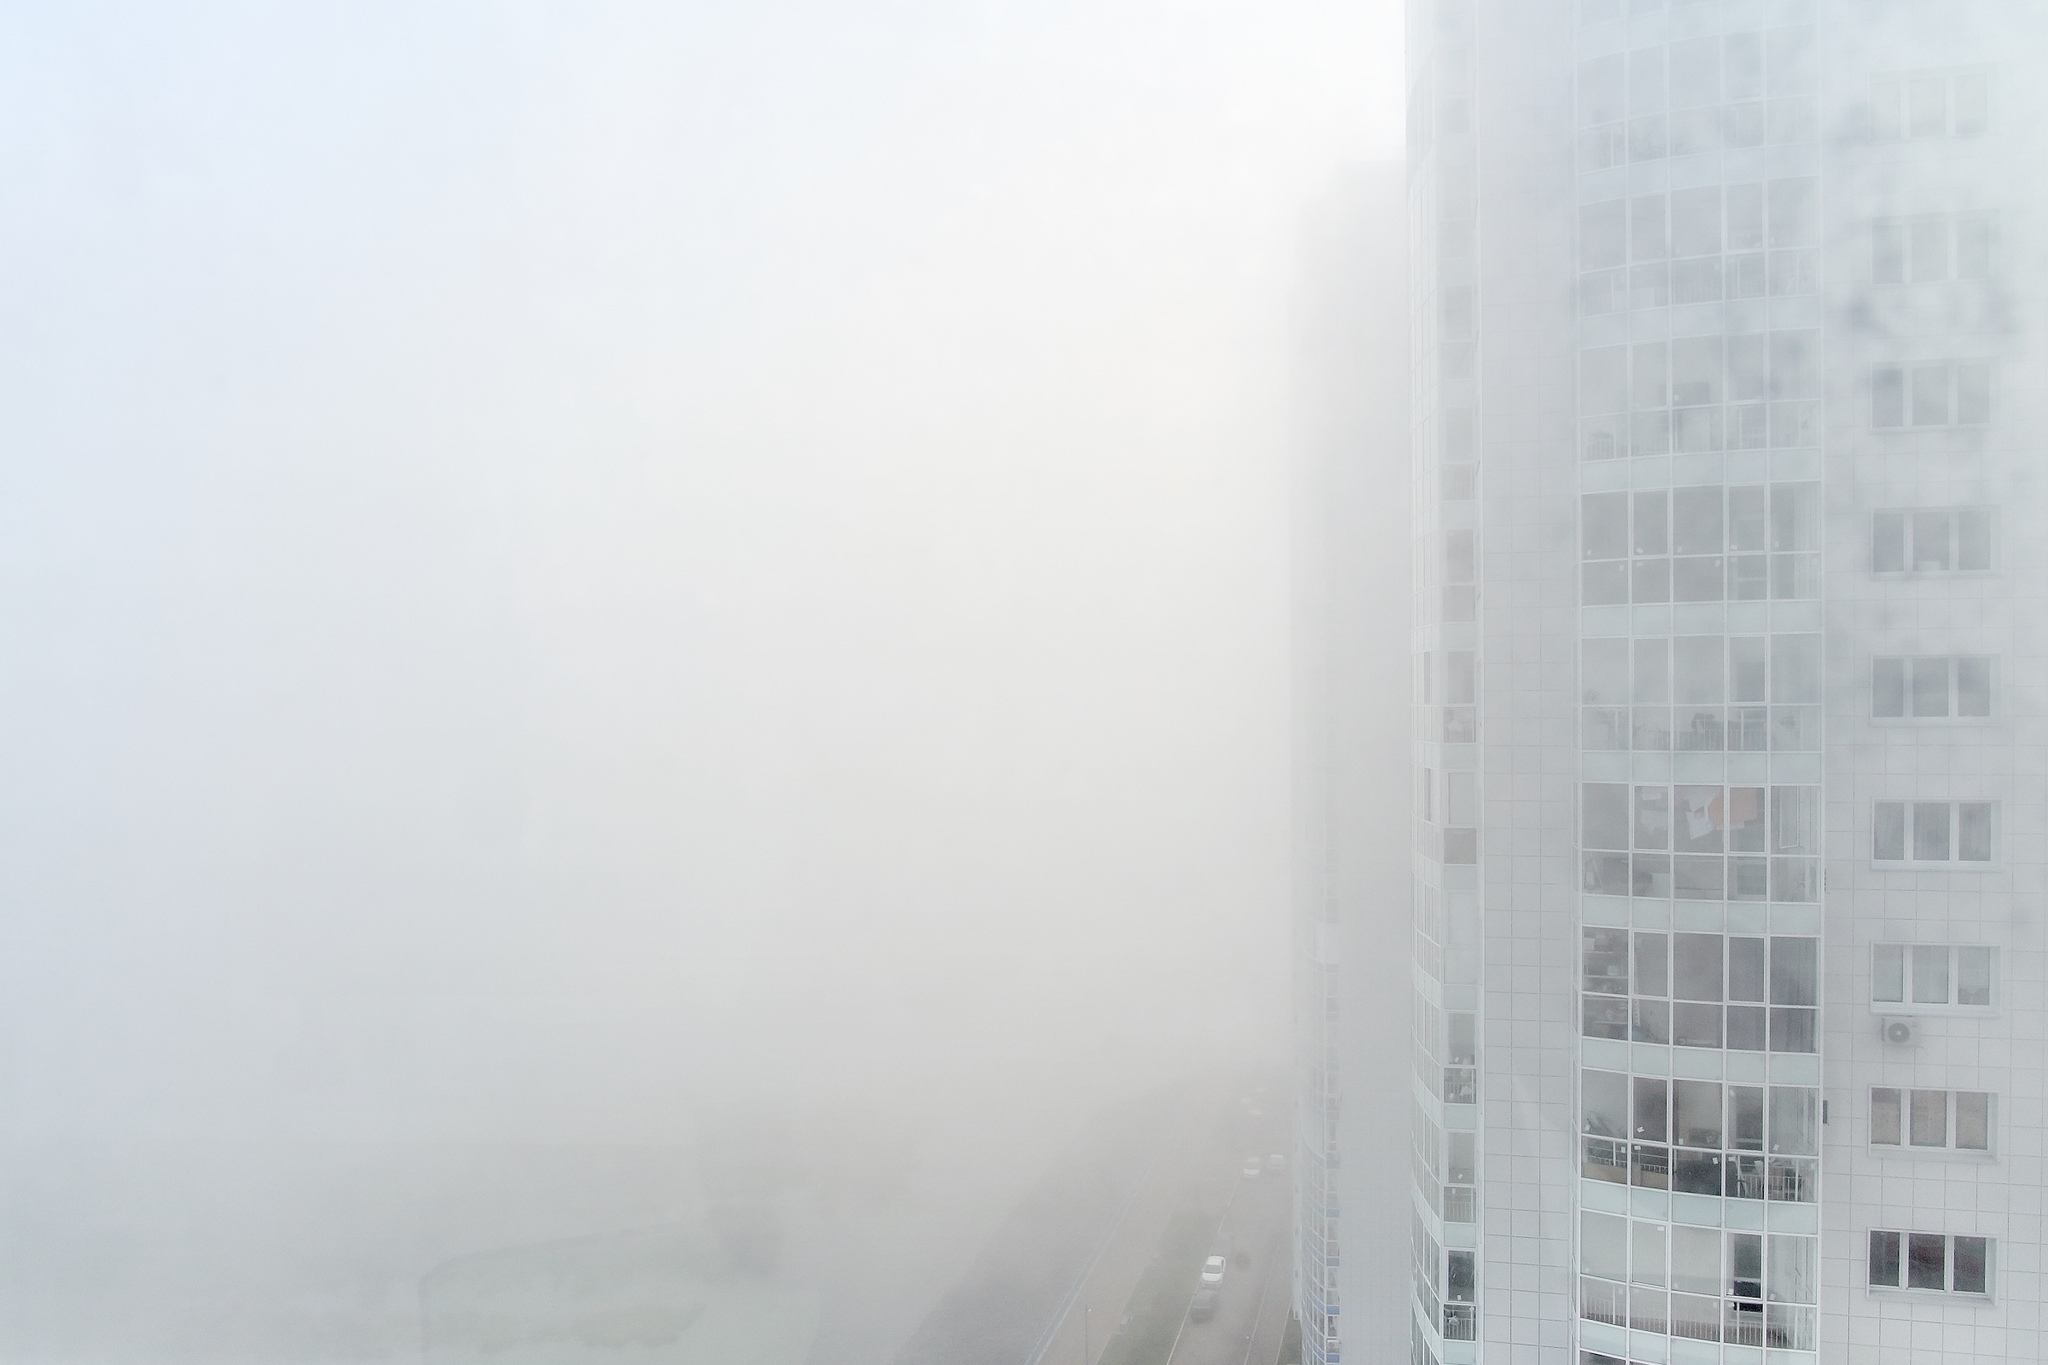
1767, 1304, 1817, 1350
1724, 1299, 1765, 1347
1629, 1286, 1667, 1335
1725, 1153, 1765, 1200
1443, 1067, 1477, 1105
1577, 704, 1812, 755
1670, 1293, 1720, 1341
1581, 1281, 1784, 1349
1581, 1136, 1627, 1183
1580, 1276, 1625, 1328
1768, 1156, 1818, 1202
1442, 1303, 1476, 1341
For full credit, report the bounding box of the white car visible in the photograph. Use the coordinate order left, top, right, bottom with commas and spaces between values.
1267, 1152, 1288, 1171
1241, 1156, 1263, 1178
1201, 1255, 1227, 1285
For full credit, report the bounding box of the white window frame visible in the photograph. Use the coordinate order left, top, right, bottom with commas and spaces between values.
1869, 943, 1999, 1014
1867, 1087, 1995, 1156
1870, 360, 1993, 428
1870, 656, 1995, 723
1866, 1230, 1994, 1300
1870, 213, 1996, 286
1869, 69, 1992, 141
1872, 216, 1944, 285
1870, 800, 1998, 868
1871, 507, 1996, 575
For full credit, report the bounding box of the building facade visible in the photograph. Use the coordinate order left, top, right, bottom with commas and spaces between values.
1292, 168, 1415, 1365
1400, 3, 2044, 1365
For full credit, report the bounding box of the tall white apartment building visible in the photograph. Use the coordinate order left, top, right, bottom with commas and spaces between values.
1399, 3, 2044, 1365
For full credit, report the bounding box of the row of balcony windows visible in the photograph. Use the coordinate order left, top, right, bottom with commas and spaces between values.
1582, 402, 1817, 459
1580, 1279, 1813, 1350
1582, 851, 1819, 902
1580, 252, 1812, 313
1583, 703, 1814, 752
1579, 102, 1815, 168
1582, 553, 1819, 605
1581, 1139, 1817, 1202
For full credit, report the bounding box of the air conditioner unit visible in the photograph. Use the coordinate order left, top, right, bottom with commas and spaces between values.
1882, 1017, 1919, 1046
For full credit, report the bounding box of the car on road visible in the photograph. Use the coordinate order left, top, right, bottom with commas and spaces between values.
1190, 1288, 1221, 1323
1201, 1255, 1227, 1285
1241, 1156, 1262, 1178
1267, 1152, 1288, 1171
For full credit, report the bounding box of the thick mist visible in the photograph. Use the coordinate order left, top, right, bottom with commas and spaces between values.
0, 3, 1402, 1361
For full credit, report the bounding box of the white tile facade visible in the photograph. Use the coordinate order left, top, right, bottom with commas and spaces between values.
1397, 3, 2044, 1364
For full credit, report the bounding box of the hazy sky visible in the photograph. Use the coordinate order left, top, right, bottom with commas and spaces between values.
0, 0, 1402, 1152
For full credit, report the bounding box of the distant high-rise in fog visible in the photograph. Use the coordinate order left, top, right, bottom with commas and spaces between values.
1289, 166, 1412, 1365
1384, 3, 2043, 1365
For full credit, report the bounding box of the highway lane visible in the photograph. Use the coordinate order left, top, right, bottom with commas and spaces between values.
1010, 1079, 1289, 1365
1166, 1156, 1291, 1365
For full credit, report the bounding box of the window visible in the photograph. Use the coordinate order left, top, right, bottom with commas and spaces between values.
1582, 624, 1817, 756
1868, 1232, 1991, 1296
1872, 944, 1996, 1009
1579, 1208, 1818, 1344
1443, 1010, 1476, 1103
1444, 407, 1475, 461
1870, 1088, 1993, 1153
1872, 508, 1994, 573
1872, 214, 1995, 285
1443, 529, 1476, 621
1872, 801, 1996, 865
1581, 783, 1817, 901
1441, 772, 1477, 864
1581, 930, 1812, 1050
1446, 1248, 1475, 1301
1581, 1068, 1818, 1207
1413, 1212, 1444, 1324
1582, 201, 1627, 270
1872, 657, 1994, 720
1871, 361, 1993, 427
1441, 648, 1476, 743
1870, 69, 1991, 140
1576, 23, 1813, 158
1443, 1130, 1476, 1223
1437, 73, 1472, 138
1579, 327, 1817, 458
1445, 651, 1474, 705
1634, 194, 1667, 261
1582, 484, 1818, 608
1441, 286, 1474, 340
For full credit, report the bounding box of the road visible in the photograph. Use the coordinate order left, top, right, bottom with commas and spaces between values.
1019, 1080, 1291, 1365
1165, 1159, 1291, 1365
895, 1092, 1198, 1365
1020, 1128, 1205, 1365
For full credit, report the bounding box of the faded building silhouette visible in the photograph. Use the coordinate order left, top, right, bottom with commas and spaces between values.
1291, 163, 1413, 1365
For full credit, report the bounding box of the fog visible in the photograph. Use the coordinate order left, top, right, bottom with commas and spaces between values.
0, 3, 1401, 1361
